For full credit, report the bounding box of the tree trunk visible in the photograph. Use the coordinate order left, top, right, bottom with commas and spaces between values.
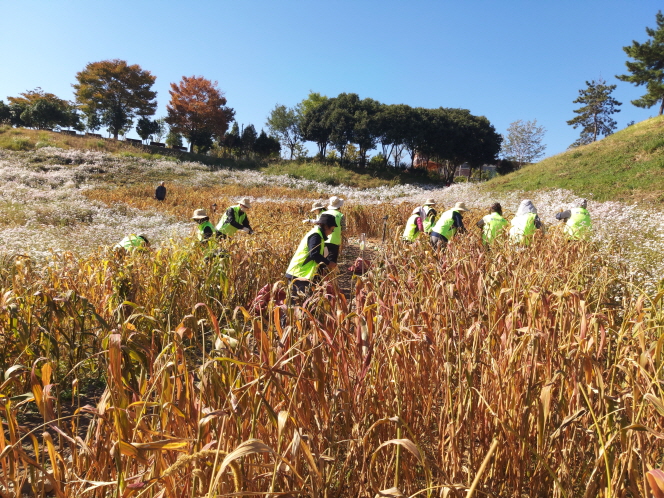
660, 98, 664, 116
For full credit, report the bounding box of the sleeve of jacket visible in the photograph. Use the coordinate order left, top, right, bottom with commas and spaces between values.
416, 217, 423, 232
555, 210, 571, 222
225, 207, 244, 230
242, 214, 252, 230
306, 233, 331, 265
453, 212, 466, 232
476, 218, 485, 229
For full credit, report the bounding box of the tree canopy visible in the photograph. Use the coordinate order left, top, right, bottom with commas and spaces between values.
501, 119, 547, 166
166, 76, 234, 153
266, 104, 301, 160
7, 88, 80, 130
567, 79, 621, 147
73, 59, 157, 139
617, 11, 664, 115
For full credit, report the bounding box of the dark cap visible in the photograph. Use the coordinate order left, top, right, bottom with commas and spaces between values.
315, 213, 338, 228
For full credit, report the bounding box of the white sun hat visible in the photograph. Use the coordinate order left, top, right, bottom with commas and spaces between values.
192, 208, 208, 220
238, 197, 251, 209
327, 196, 344, 209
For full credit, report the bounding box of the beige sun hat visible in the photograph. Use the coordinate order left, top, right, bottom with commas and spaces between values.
453, 202, 469, 212
423, 198, 436, 205
311, 200, 325, 212
327, 196, 344, 209
192, 208, 208, 220
238, 197, 251, 209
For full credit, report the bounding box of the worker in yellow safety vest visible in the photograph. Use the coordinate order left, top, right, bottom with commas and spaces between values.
509, 200, 542, 246
476, 203, 508, 245
302, 200, 326, 224
114, 234, 150, 252
321, 196, 345, 263
192, 208, 219, 241
555, 199, 592, 240
419, 198, 437, 233
217, 197, 253, 238
402, 208, 423, 242
285, 213, 338, 296
430, 202, 468, 249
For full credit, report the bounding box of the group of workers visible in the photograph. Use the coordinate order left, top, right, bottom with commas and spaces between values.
115, 184, 592, 298
401, 197, 592, 247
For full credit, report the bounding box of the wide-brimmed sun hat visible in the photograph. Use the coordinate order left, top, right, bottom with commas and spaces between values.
238, 197, 251, 209
424, 198, 436, 205
192, 209, 208, 220
453, 202, 469, 212
315, 213, 338, 228
310, 201, 325, 212
327, 196, 344, 210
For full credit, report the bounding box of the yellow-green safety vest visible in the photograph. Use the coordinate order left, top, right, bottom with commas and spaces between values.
564, 207, 591, 240
482, 212, 508, 244
402, 214, 420, 242
422, 206, 436, 233
217, 205, 247, 236
509, 213, 537, 245
197, 220, 217, 241
286, 227, 325, 281
322, 209, 343, 245
115, 234, 146, 251
432, 209, 459, 240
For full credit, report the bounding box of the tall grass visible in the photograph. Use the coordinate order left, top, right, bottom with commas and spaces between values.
0, 204, 662, 497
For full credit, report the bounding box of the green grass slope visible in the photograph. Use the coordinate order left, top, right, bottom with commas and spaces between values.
485, 116, 664, 203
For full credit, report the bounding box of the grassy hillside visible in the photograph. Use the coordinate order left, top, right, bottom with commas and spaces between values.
485, 115, 664, 203
0, 126, 443, 189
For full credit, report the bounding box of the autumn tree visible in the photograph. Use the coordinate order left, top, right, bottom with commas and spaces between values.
8, 88, 80, 130
617, 11, 664, 115
73, 59, 157, 139
567, 78, 621, 146
166, 76, 234, 153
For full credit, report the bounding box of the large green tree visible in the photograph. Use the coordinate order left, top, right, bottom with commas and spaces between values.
73, 59, 157, 139
8, 88, 80, 130
297, 92, 331, 158
567, 79, 621, 146
266, 104, 301, 159
617, 11, 664, 115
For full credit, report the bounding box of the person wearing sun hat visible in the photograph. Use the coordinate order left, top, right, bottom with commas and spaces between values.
430, 201, 468, 249
302, 200, 326, 224
321, 196, 345, 263
420, 198, 438, 233
192, 208, 219, 241
402, 208, 424, 242
555, 198, 592, 240
285, 213, 339, 297
217, 197, 253, 238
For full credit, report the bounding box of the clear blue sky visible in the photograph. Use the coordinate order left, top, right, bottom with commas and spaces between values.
1, 1, 661, 158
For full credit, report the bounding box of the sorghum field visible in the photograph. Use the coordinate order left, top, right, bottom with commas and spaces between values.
0, 145, 663, 497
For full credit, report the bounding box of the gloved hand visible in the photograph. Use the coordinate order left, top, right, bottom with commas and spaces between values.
302, 219, 310, 224
242, 227, 251, 234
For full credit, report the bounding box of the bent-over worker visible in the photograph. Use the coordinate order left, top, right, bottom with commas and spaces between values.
430, 202, 468, 250
321, 196, 345, 263
192, 209, 218, 241
285, 213, 338, 296
115, 234, 150, 252
217, 197, 253, 238
509, 200, 542, 246
477, 203, 508, 245
419, 198, 437, 233
402, 208, 424, 242
555, 199, 592, 240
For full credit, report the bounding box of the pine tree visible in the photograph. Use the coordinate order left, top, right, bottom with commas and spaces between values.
567, 79, 621, 145
616, 11, 664, 115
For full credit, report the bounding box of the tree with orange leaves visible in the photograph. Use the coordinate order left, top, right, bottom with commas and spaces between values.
166, 76, 235, 153
73, 59, 157, 139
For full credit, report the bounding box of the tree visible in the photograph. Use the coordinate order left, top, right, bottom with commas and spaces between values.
165, 129, 183, 148
136, 117, 162, 143
567, 79, 621, 145
8, 88, 80, 130
501, 119, 546, 167
617, 11, 664, 115
0, 100, 10, 123
152, 118, 167, 143
297, 92, 331, 158
254, 129, 281, 158
266, 104, 302, 159
73, 59, 157, 139
241, 124, 258, 157
166, 75, 235, 153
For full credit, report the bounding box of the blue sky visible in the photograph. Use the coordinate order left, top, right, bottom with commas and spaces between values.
0, 1, 661, 158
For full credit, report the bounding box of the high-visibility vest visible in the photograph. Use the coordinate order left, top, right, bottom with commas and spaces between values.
197, 220, 217, 241
482, 212, 508, 244
422, 206, 436, 233
432, 209, 459, 240
217, 205, 247, 236
286, 227, 325, 281
322, 209, 343, 245
509, 213, 537, 245
115, 234, 145, 251
402, 214, 420, 241
564, 207, 591, 240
